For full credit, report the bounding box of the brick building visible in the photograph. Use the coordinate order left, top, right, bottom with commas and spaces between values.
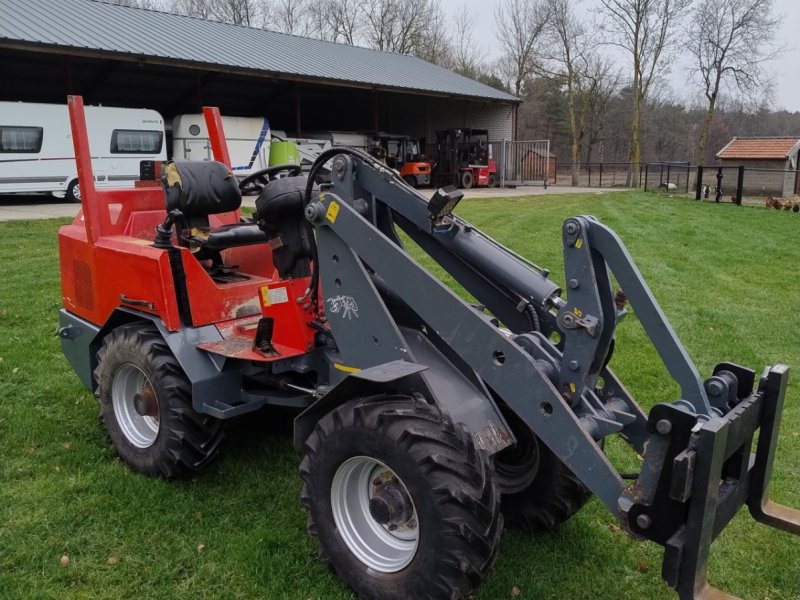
716, 137, 800, 197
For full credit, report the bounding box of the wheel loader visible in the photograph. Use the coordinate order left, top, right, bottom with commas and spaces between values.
57, 96, 799, 600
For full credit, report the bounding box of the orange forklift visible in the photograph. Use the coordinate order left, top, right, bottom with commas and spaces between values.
380, 134, 431, 188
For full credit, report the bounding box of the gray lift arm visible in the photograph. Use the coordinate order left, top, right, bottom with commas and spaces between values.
303, 152, 799, 600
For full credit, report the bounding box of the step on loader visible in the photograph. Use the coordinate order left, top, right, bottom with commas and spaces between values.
57, 96, 799, 600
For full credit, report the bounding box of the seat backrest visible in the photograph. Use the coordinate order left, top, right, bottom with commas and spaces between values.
163, 160, 241, 218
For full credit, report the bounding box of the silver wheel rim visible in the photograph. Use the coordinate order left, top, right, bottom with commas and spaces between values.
331, 456, 419, 572
111, 364, 159, 448
73, 183, 81, 201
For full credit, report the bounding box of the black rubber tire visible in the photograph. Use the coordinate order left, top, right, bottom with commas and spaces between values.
403, 174, 417, 188
65, 178, 81, 203
94, 324, 224, 479
488, 173, 497, 188
495, 408, 590, 532
300, 395, 503, 600
460, 170, 474, 189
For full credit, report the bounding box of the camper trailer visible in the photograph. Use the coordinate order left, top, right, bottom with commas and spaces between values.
172, 114, 273, 176
173, 114, 373, 178
0, 102, 166, 202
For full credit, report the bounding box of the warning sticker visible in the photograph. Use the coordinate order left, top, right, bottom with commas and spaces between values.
326, 201, 340, 223
268, 286, 289, 305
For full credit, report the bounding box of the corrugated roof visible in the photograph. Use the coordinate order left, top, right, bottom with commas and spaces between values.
0, 0, 518, 103
716, 137, 800, 160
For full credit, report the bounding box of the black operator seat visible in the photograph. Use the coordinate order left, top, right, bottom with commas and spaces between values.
162, 160, 268, 257
253, 175, 316, 280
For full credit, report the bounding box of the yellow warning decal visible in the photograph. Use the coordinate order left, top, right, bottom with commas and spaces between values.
575, 238, 583, 249
326, 201, 340, 223
569, 383, 576, 393
573, 307, 583, 317
333, 363, 361, 373
260, 286, 271, 306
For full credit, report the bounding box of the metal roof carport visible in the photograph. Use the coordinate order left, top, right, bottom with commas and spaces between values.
0, 0, 518, 142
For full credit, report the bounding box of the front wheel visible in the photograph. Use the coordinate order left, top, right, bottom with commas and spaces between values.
459, 170, 474, 189
94, 324, 224, 479
65, 179, 81, 203
300, 395, 502, 600
494, 407, 591, 532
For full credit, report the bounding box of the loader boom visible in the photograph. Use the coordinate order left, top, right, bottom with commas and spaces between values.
302, 150, 800, 599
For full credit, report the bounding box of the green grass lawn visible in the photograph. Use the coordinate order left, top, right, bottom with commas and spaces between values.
0, 191, 798, 599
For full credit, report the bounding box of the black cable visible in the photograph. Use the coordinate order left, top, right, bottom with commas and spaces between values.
302, 146, 406, 312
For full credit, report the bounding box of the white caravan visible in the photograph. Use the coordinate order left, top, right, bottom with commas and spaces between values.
0, 101, 166, 202
172, 113, 377, 178
172, 114, 272, 176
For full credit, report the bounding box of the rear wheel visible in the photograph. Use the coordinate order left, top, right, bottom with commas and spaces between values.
94, 324, 224, 479
488, 173, 497, 188
403, 174, 417, 188
300, 395, 502, 600
494, 407, 591, 532
65, 179, 81, 203
459, 170, 474, 189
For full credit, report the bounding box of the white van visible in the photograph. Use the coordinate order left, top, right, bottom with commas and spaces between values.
0, 101, 166, 202
172, 114, 272, 176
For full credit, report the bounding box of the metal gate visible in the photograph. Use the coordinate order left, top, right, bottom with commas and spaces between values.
490, 140, 551, 187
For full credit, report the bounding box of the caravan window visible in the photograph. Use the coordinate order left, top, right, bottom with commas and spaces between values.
110, 129, 163, 154
0, 126, 43, 153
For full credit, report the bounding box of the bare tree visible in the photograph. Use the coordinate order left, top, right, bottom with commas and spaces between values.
541, 0, 594, 184
224, 0, 266, 25
362, 0, 436, 54
414, 1, 451, 65
687, 0, 781, 164
494, 0, 550, 97
449, 7, 481, 78
174, 0, 213, 18
273, 0, 317, 35
584, 62, 620, 164
109, 0, 167, 7
598, 0, 689, 185
308, 0, 363, 43
175, 0, 268, 26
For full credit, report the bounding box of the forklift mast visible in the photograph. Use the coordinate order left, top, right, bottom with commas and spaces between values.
433, 128, 495, 188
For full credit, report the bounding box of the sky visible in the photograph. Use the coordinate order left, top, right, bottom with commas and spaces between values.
440, 0, 800, 112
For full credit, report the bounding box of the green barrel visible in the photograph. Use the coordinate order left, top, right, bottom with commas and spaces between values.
269, 140, 301, 166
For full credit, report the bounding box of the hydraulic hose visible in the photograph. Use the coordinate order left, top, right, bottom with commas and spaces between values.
302, 146, 405, 311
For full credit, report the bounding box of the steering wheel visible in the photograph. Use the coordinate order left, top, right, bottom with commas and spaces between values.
239, 163, 303, 195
